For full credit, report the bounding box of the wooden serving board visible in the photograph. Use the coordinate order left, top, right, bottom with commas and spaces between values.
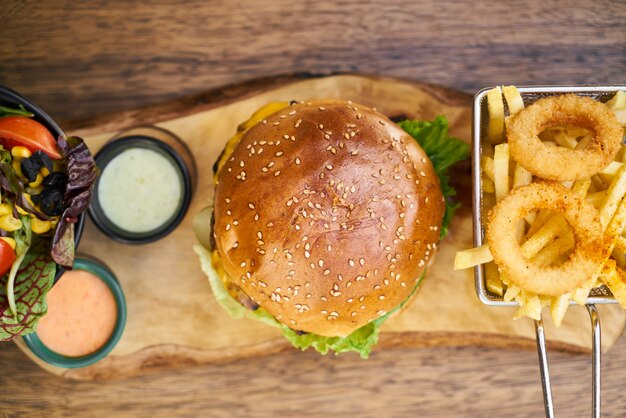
15, 75, 626, 380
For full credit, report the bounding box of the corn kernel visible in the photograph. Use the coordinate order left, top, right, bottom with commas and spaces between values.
16, 205, 28, 215
0, 215, 22, 232
0, 204, 12, 216
12, 160, 23, 177
40, 167, 50, 178
28, 173, 43, 188
0, 237, 16, 250
11, 146, 32, 159
31, 218, 52, 234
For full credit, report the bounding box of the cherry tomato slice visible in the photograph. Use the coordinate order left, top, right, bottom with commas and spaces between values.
0, 239, 16, 277
0, 116, 62, 159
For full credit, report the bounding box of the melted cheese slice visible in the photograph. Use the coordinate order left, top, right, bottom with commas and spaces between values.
214, 102, 289, 182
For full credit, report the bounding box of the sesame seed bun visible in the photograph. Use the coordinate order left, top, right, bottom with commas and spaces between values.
213, 100, 444, 337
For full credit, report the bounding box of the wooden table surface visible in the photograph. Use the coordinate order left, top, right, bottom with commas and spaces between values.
1, 1, 625, 417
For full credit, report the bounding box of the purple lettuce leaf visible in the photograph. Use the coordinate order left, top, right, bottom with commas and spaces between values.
0, 251, 56, 341
51, 136, 98, 269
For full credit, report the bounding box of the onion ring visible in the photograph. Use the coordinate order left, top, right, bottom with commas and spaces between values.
506, 94, 623, 181
486, 182, 607, 296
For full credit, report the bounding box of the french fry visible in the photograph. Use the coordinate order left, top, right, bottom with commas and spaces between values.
513, 293, 542, 320
614, 110, 626, 125
575, 133, 593, 150
550, 293, 571, 327
512, 164, 532, 189
493, 143, 510, 201
586, 191, 607, 208
591, 174, 608, 191
503, 283, 521, 302
597, 260, 626, 308
531, 231, 574, 267
454, 244, 493, 270
612, 236, 626, 267
605, 91, 626, 111
572, 283, 593, 305
481, 156, 495, 181
526, 210, 552, 238
600, 161, 622, 176
484, 262, 504, 296
553, 129, 578, 149
487, 87, 504, 144
572, 178, 592, 196
598, 164, 626, 228
502, 85, 524, 116
521, 216, 569, 259
482, 176, 495, 193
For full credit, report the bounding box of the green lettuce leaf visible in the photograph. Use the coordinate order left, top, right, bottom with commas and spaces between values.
399, 116, 469, 238
194, 245, 422, 358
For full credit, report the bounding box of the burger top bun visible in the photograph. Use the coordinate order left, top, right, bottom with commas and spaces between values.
213, 100, 444, 337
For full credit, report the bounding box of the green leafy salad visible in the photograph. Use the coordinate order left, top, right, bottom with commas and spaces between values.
0, 105, 97, 341
194, 103, 468, 358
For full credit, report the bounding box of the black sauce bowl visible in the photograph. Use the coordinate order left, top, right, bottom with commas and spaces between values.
0, 85, 86, 283
88, 129, 195, 245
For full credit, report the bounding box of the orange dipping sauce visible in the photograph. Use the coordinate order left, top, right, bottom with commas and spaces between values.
36, 269, 118, 357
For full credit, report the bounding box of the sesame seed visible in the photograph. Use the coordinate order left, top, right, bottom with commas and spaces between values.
225, 224, 231, 231
274, 170, 281, 176
325, 164, 333, 170
379, 295, 385, 300
349, 259, 355, 267
275, 151, 284, 157
319, 106, 325, 111
295, 158, 301, 165
248, 203, 255, 209
305, 251, 311, 258
351, 150, 358, 156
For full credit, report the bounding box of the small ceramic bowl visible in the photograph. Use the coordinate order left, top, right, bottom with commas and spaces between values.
88, 126, 196, 244
22, 256, 126, 369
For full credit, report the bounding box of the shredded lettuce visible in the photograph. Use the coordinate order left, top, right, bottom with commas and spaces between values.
195, 116, 468, 357
399, 116, 469, 238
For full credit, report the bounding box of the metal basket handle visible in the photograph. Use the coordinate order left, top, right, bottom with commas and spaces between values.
534, 304, 601, 418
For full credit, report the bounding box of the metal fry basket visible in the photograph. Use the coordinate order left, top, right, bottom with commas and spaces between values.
472, 86, 626, 418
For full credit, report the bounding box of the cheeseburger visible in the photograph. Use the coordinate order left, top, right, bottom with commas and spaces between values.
194, 99, 467, 357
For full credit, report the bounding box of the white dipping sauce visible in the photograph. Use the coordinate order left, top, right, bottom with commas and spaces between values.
98, 148, 182, 233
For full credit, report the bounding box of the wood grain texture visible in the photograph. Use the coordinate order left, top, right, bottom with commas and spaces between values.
1, 0, 626, 416
1, 0, 625, 123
